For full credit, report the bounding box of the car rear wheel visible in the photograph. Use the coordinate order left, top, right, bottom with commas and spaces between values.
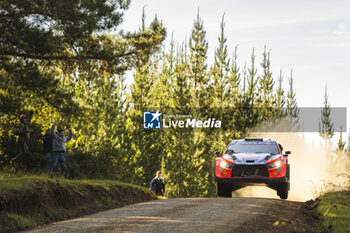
277, 183, 289, 199
217, 182, 232, 197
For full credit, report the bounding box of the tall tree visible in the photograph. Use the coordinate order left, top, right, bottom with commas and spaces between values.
130, 61, 164, 186
189, 10, 209, 104
188, 10, 216, 197
165, 44, 194, 197
211, 14, 230, 108
229, 46, 241, 104
259, 46, 276, 121
319, 85, 334, 141
246, 49, 258, 104
238, 49, 259, 133
276, 69, 286, 117
226, 46, 242, 138
210, 14, 230, 151
122, 9, 166, 185
286, 70, 299, 118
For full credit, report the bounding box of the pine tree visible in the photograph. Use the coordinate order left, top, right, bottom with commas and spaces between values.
152, 43, 173, 180
286, 70, 299, 118
210, 14, 230, 152
211, 14, 230, 107
188, 11, 216, 197
285, 70, 300, 132
247, 50, 258, 102
229, 61, 248, 138
242, 62, 248, 94
337, 126, 346, 151
240, 49, 259, 132
130, 62, 164, 186
259, 46, 276, 121
319, 85, 334, 141
229, 46, 241, 103
189, 10, 209, 104
226, 46, 242, 138
276, 69, 286, 117
165, 44, 194, 197
120, 9, 166, 185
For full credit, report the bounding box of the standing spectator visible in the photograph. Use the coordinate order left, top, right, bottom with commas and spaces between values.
49, 123, 73, 176
150, 171, 166, 196
12, 111, 33, 161
43, 128, 52, 171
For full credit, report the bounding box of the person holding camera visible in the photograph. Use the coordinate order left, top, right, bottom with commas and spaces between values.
49, 123, 73, 176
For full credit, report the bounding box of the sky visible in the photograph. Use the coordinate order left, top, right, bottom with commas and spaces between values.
120, 0, 350, 139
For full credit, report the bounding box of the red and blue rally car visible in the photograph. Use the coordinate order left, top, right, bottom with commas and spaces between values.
215, 138, 291, 199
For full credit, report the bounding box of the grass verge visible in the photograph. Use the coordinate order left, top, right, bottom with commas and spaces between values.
0, 175, 157, 233
317, 191, 350, 232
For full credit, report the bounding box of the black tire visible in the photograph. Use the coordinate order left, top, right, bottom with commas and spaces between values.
277, 183, 289, 199
217, 182, 232, 197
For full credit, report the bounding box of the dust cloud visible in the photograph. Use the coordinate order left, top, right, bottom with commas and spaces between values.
232, 121, 349, 202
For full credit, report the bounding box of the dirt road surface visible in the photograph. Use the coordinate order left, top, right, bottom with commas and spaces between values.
24, 198, 304, 233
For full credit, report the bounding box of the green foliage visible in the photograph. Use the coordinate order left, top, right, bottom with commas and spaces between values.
318, 191, 350, 232
276, 69, 286, 118
337, 127, 346, 152
259, 46, 277, 121
1, 7, 299, 198
187, 11, 216, 197
211, 14, 230, 109
319, 86, 334, 141
286, 70, 299, 118
189, 10, 209, 104
0, 0, 165, 179
234, 49, 261, 134
129, 62, 164, 186
210, 14, 231, 152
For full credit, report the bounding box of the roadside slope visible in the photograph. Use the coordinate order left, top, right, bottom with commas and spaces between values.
0, 177, 156, 233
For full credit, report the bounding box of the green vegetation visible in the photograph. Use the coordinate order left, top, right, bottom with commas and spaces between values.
318, 191, 350, 232
0, 0, 301, 198
0, 175, 156, 233
1, 0, 348, 200
319, 86, 334, 141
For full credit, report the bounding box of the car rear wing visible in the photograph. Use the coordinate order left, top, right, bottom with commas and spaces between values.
244, 137, 263, 142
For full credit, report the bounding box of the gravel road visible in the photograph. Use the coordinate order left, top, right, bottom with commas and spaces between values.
24, 197, 303, 233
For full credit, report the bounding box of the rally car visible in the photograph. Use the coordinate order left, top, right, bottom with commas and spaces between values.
215, 138, 291, 199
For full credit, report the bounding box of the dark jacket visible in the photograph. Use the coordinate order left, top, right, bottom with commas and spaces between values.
150, 177, 165, 195
15, 115, 32, 142
43, 133, 52, 153
51, 124, 73, 153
